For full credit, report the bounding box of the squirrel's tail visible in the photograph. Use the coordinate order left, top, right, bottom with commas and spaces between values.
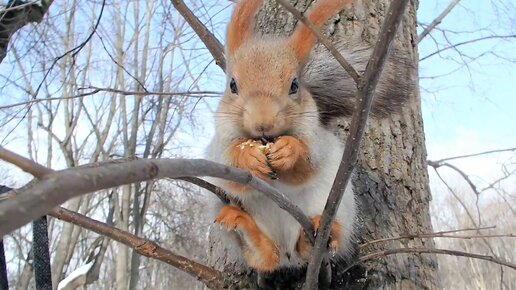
303, 46, 416, 125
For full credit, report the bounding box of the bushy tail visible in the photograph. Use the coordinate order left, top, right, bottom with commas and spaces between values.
303, 45, 416, 124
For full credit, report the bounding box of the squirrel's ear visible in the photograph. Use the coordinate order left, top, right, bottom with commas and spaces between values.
226, 0, 263, 55
289, 0, 352, 62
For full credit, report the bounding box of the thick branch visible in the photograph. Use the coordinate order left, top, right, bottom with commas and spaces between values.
48, 207, 226, 289
170, 0, 226, 71
0, 146, 51, 178
303, 0, 411, 288
0, 153, 313, 240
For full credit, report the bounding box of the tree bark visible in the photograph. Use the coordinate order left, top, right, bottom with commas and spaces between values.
208, 0, 439, 289
0, 0, 55, 64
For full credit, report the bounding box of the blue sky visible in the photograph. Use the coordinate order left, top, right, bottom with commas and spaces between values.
182, 1, 516, 192
417, 1, 515, 186
1, 0, 514, 191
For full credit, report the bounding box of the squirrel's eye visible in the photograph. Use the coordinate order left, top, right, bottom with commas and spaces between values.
289, 78, 299, 95
230, 78, 238, 94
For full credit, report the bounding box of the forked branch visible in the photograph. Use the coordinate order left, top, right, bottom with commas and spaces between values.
303, 0, 411, 288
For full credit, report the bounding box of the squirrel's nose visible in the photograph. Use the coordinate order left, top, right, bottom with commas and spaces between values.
256, 123, 273, 134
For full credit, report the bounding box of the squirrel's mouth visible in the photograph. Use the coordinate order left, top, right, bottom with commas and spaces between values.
260, 136, 276, 144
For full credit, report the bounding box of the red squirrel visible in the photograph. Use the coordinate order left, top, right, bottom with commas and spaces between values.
206, 0, 410, 272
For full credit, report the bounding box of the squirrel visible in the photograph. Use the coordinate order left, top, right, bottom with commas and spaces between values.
206, 0, 411, 273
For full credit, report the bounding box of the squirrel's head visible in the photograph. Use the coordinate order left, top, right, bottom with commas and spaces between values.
218, 0, 352, 140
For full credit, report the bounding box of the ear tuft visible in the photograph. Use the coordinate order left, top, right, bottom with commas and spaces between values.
289, 0, 353, 62
227, 0, 264, 56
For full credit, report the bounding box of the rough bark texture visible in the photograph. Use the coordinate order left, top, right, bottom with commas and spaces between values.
208, 0, 439, 289
0, 0, 54, 64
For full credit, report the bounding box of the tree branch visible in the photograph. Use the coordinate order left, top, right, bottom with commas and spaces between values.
358, 247, 516, 271
359, 226, 516, 249
0, 148, 314, 242
417, 0, 461, 44
303, 0, 411, 288
176, 177, 239, 206
428, 161, 480, 196
0, 146, 52, 178
170, 0, 226, 71
428, 147, 516, 164
48, 206, 226, 290
420, 35, 516, 61
0, 89, 220, 110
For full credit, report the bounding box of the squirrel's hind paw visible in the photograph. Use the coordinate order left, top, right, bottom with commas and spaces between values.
215, 206, 280, 272
297, 216, 343, 260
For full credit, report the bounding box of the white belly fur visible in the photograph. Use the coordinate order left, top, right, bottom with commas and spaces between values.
206, 129, 357, 269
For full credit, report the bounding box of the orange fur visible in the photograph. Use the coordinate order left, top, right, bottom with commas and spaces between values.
296, 215, 343, 260
227, 139, 272, 192
216, 206, 280, 272
226, 0, 264, 55
268, 136, 314, 185
289, 0, 353, 61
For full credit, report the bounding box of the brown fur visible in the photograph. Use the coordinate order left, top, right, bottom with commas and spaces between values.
289, 0, 353, 61
296, 216, 343, 261
226, 0, 264, 55
215, 205, 280, 272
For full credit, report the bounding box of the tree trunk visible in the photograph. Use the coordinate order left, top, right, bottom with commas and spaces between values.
208, 0, 439, 289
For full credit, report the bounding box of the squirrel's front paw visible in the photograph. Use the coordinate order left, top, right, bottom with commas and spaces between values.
228, 139, 274, 190
297, 216, 343, 261
268, 136, 309, 172
231, 139, 273, 179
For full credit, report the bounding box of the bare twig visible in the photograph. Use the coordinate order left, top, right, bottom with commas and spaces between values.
48, 207, 225, 289
303, 0, 410, 288
0, 150, 314, 240
171, 0, 226, 71
417, 0, 461, 44
420, 35, 516, 61
33, 0, 107, 97
176, 176, 237, 206
276, 0, 360, 84
430, 167, 504, 265
429, 147, 516, 164
360, 226, 516, 249
358, 247, 516, 271
0, 89, 220, 110
428, 161, 480, 195
78, 86, 221, 97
